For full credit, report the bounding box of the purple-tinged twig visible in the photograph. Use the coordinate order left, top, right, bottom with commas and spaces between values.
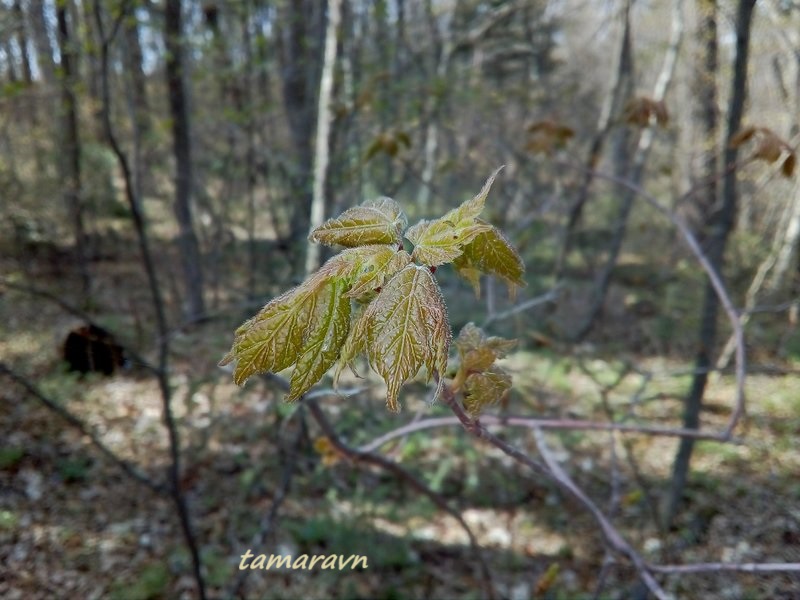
0, 362, 165, 494
576, 167, 746, 438
306, 397, 497, 600
650, 562, 800, 575
437, 379, 669, 600
359, 415, 742, 454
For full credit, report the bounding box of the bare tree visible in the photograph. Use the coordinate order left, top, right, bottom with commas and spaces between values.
573, 0, 685, 340
279, 0, 324, 265
56, 1, 91, 300
93, 3, 207, 597
12, 1, 33, 86
665, 0, 757, 526
29, 0, 56, 85
165, 0, 206, 320
305, 0, 343, 275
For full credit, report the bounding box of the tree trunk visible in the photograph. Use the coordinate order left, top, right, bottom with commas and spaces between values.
122, 5, 151, 199
279, 0, 323, 266
56, 3, 91, 300
554, 0, 635, 278
574, 0, 684, 341
165, 0, 205, 320
30, 0, 56, 85
13, 1, 33, 85
664, 0, 756, 527
305, 0, 343, 275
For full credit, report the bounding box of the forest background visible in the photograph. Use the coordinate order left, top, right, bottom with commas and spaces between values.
1, 0, 799, 598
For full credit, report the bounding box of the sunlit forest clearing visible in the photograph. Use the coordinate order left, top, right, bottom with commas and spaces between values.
1, 0, 799, 599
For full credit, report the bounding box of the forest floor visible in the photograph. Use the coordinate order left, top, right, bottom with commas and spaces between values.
1, 235, 799, 600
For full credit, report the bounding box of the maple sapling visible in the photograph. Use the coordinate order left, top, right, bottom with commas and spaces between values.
221, 168, 525, 413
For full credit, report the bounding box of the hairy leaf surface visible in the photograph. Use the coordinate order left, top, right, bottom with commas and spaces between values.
453, 223, 525, 298
346, 248, 412, 299
463, 368, 512, 417
405, 169, 502, 266
455, 322, 517, 372
347, 264, 450, 412
221, 285, 319, 386
453, 323, 515, 416
222, 247, 380, 389
287, 279, 351, 401
309, 197, 407, 247
442, 166, 504, 227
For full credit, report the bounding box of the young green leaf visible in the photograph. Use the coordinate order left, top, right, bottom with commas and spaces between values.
455, 322, 517, 373
221, 247, 373, 389
452, 222, 526, 298
452, 323, 516, 416
309, 197, 407, 247
441, 165, 504, 227
343, 264, 451, 412
405, 219, 491, 266
286, 279, 352, 402
405, 168, 502, 266
462, 368, 512, 417
346, 248, 412, 299
220, 284, 319, 386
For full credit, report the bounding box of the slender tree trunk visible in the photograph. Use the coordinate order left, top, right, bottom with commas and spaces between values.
4, 38, 19, 83
56, 3, 91, 300
165, 0, 205, 320
665, 0, 756, 527
305, 0, 342, 275
122, 5, 150, 199
80, 0, 103, 138
280, 0, 322, 266
554, 0, 635, 278
92, 5, 207, 597
574, 0, 684, 341
13, 1, 33, 85
30, 0, 56, 85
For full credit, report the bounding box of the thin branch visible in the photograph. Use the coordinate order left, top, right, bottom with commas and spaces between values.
305, 397, 496, 600
359, 415, 742, 454
481, 285, 562, 327
437, 379, 668, 599
650, 562, 800, 574
576, 166, 746, 438
0, 362, 165, 494
531, 427, 669, 600
93, 3, 206, 598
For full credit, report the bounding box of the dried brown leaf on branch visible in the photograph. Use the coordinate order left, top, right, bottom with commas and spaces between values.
525, 119, 575, 155
624, 96, 669, 128
730, 125, 796, 178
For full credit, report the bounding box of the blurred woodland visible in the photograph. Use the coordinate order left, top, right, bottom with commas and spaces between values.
1, 0, 800, 598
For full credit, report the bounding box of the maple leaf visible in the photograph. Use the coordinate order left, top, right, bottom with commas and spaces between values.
220, 284, 320, 386
220, 248, 378, 389
730, 125, 796, 179
405, 167, 503, 266
463, 368, 512, 417
452, 222, 526, 299
455, 322, 516, 371
337, 264, 451, 412
286, 278, 351, 401
346, 247, 412, 299
453, 323, 516, 416
309, 197, 407, 247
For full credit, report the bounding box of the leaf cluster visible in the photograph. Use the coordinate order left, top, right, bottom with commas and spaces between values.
525, 119, 575, 155
623, 96, 669, 128
452, 323, 516, 417
730, 126, 796, 178
221, 169, 525, 412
